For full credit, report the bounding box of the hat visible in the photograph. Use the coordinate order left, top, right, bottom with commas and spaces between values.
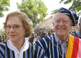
56, 7, 79, 26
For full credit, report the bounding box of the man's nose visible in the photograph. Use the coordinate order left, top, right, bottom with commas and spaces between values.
59, 20, 63, 25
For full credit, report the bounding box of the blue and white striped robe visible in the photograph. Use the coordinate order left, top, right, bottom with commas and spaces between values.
0, 41, 47, 58
36, 34, 63, 58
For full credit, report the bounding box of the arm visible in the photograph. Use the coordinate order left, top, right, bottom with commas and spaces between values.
35, 36, 50, 57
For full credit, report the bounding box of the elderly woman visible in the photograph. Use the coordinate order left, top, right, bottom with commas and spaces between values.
0, 11, 47, 58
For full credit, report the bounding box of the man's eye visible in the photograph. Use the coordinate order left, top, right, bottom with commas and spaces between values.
56, 20, 60, 22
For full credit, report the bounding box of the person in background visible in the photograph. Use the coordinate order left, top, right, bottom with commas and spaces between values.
29, 32, 36, 43
35, 7, 81, 58
37, 30, 47, 40
71, 18, 81, 38
0, 11, 47, 58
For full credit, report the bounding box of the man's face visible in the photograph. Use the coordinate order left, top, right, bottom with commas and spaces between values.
52, 13, 72, 37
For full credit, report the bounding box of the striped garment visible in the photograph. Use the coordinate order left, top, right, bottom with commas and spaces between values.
36, 34, 81, 58
0, 41, 47, 58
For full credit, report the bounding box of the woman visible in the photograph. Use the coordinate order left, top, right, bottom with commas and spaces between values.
0, 11, 47, 58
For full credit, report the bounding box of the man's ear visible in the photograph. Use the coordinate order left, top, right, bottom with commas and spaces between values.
70, 22, 73, 27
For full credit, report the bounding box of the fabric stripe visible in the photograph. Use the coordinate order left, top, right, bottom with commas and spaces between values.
37, 45, 41, 58
0, 48, 4, 57
40, 39, 46, 50
66, 35, 74, 58
0, 42, 47, 58
25, 50, 28, 58
23, 52, 25, 58
10, 50, 13, 58
54, 37, 58, 58
71, 36, 79, 58
43, 36, 50, 57
52, 35, 55, 58
43, 38, 48, 49
0, 53, 3, 58
0, 44, 5, 55
0, 42, 6, 58
12, 51, 15, 58
37, 40, 44, 48
52, 34, 55, 58
34, 44, 38, 58
77, 39, 81, 58
59, 44, 62, 58
49, 38, 52, 58
7, 47, 10, 58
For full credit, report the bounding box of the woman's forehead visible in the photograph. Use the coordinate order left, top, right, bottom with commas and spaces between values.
7, 16, 22, 25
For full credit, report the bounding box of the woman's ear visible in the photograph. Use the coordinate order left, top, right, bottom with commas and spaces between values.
79, 23, 80, 26
52, 22, 54, 26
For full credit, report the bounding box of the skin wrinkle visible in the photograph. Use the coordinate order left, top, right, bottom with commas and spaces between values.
52, 13, 73, 43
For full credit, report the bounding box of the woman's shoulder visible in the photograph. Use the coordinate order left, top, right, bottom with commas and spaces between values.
0, 41, 6, 47
0, 41, 7, 58
0, 41, 7, 51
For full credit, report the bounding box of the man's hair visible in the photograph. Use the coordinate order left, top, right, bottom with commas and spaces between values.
54, 7, 79, 26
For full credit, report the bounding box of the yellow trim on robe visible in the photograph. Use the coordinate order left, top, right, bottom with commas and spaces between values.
66, 35, 74, 58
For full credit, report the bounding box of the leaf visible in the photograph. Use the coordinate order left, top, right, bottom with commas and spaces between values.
0, 0, 10, 17
74, 5, 81, 11
17, 0, 47, 27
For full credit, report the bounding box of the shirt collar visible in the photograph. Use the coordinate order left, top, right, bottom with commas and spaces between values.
7, 37, 30, 52
54, 33, 68, 44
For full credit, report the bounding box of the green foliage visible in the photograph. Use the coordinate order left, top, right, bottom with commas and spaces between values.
0, 0, 10, 17
51, 9, 58, 15
60, 0, 72, 4
17, 0, 48, 27
60, 0, 81, 12
0, 29, 5, 35
74, 5, 81, 11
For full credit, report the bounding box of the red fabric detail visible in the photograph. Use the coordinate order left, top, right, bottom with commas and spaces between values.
71, 36, 79, 58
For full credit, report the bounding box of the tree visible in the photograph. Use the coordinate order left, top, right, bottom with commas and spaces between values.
51, 9, 58, 15
60, 0, 81, 11
0, 29, 5, 35
0, 0, 10, 17
17, 0, 48, 27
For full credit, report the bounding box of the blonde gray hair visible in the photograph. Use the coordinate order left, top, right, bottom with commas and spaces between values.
4, 11, 33, 37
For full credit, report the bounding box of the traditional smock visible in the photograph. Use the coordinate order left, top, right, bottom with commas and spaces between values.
36, 34, 81, 58
0, 38, 47, 58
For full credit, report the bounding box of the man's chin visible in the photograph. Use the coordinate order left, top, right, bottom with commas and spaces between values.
57, 33, 65, 36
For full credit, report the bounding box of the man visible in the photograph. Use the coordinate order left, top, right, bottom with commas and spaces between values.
35, 7, 81, 58
71, 18, 81, 38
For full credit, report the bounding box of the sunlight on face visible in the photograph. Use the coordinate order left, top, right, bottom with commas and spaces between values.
53, 13, 72, 37
6, 16, 26, 43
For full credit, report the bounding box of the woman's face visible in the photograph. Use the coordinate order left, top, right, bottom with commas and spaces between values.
6, 16, 26, 43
